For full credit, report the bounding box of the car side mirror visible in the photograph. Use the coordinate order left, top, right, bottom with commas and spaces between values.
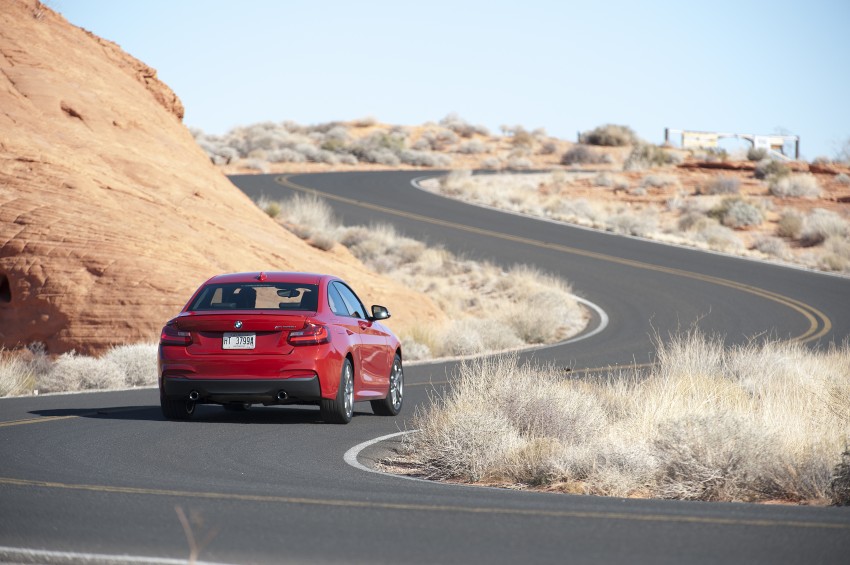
370, 305, 390, 321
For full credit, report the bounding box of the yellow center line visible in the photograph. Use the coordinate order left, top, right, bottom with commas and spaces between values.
0, 476, 846, 531
278, 175, 832, 344
0, 415, 79, 428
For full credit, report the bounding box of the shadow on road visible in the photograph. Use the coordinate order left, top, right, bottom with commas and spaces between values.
28, 404, 378, 424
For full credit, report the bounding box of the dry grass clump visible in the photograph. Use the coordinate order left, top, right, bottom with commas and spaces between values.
752, 236, 790, 260
402, 332, 850, 504
711, 198, 764, 229
625, 144, 681, 170
0, 345, 50, 397
776, 209, 805, 238
702, 176, 740, 195
273, 192, 341, 251
561, 145, 612, 166
800, 208, 849, 246
579, 124, 638, 147
769, 174, 822, 199
754, 159, 790, 180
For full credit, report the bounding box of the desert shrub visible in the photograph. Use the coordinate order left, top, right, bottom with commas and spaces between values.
539, 141, 558, 155
456, 140, 488, 154
711, 198, 764, 229
608, 210, 658, 237
819, 238, 850, 272
351, 116, 378, 127
754, 159, 790, 180
0, 346, 49, 396
624, 143, 680, 170
102, 343, 158, 387
653, 415, 777, 502
38, 352, 124, 393
442, 320, 523, 356
593, 173, 629, 190
702, 176, 740, 195
747, 147, 768, 161
753, 236, 789, 259
506, 157, 533, 170
275, 193, 340, 248
267, 148, 306, 163
481, 157, 502, 169
439, 113, 489, 138
496, 266, 581, 344
254, 197, 281, 218
399, 150, 452, 167
641, 174, 679, 188
561, 145, 611, 165
769, 174, 822, 198
580, 124, 638, 146
695, 223, 743, 251
776, 209, 804, 239
510, 126, 535, 148
678, 211, 712, 232
836, 173, 850, 185
801, 209, 849, 245
241, 158, 270, 173
414, 129, 459, 151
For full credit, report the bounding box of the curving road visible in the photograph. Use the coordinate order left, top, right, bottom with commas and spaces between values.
1, 171, 848, 564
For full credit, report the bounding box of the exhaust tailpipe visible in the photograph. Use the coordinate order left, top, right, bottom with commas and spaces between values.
188, 390, 200, 401
277, 390, 288, 401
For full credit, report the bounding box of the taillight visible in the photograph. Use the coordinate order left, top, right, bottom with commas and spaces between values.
287, 322, 329, 346
160, 324, 192, 346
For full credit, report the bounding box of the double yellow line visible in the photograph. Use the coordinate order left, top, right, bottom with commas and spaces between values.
277, 175, 831, 344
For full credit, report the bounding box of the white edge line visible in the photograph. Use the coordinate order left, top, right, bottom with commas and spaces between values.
0, 545, 231, 565
343, 430, 412, 475
410, 173, 850, 281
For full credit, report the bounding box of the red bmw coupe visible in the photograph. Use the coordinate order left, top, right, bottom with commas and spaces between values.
158, 272, 403, 424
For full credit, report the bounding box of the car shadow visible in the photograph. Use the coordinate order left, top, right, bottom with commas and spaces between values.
29, 405, 376, 424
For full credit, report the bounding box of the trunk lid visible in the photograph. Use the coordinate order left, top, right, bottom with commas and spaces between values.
174, 311, 307, 355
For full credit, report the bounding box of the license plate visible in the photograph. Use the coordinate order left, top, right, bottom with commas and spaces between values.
223, 333, 256, 350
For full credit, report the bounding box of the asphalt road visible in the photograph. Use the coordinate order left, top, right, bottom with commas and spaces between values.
1, 171, 848, 564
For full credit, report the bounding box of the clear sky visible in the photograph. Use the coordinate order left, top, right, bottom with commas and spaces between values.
53, 0, 849, 159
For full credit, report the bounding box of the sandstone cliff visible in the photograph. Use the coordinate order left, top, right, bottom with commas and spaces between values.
0, 0, 444, 354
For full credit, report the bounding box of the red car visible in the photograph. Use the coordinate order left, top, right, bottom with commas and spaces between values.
158, 272, 403, 424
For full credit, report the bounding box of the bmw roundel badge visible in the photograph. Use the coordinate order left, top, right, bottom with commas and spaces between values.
234, 320, 243, 329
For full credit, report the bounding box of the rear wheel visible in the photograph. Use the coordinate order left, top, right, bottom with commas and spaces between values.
160, 392, 195, 420
320, 358, 354, 424
371, 354, 403, 416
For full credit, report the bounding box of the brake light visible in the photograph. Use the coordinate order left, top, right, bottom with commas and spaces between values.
287, 322, 329, 346
160, 324, 193, 346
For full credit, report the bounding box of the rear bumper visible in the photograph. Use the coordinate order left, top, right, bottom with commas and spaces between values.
162, 376, 321, 404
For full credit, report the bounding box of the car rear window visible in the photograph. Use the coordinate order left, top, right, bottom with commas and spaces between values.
188, 283, 319, 312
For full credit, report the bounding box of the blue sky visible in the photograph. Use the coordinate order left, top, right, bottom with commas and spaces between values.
55, 0, 849, 159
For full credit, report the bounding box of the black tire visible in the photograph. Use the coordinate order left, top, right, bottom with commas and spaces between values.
160, 392, 195, 420
320, 358, 354, 424
371, 354, 403, 416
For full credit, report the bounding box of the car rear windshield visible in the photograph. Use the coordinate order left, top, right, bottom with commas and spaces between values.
188, 283, 319, 312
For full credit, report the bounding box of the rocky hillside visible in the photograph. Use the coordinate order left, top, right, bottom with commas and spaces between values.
0, 0, 444, 354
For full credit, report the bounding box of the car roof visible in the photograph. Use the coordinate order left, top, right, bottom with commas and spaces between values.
204, 272, 330, 285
